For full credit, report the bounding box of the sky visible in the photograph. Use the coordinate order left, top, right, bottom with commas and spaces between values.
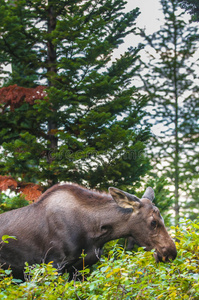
120, 0, 197, 53
112, 0, 165, 134
122, 0, 164, 135
115, 0, 164, 55
126, 0, 164, 33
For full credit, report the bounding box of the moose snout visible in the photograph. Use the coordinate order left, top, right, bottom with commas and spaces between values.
154, 243, 177, 263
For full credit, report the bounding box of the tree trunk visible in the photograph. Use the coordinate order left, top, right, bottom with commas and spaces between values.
47, 3, 58, 183
173, 18, 180, 227
47, 1, 58, 185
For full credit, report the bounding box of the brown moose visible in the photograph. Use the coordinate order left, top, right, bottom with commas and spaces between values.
0, 184, 177, 280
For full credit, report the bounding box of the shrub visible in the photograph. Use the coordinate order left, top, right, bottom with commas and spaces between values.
0, 193, 29, 214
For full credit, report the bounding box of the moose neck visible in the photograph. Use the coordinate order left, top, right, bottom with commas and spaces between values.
88, 202, 134, 246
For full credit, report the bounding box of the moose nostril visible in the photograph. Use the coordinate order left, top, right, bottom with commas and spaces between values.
168, 255, 174, 262
160, 246, 177, 262
161, 247, 168, 256
172, 249, 177, 260
166, 250, 177, 261
170, 246, 177, 261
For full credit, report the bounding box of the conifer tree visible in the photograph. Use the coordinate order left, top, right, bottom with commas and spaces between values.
138, 0, 199, 223
0, 0, 150, 190
177, 0, 199, 21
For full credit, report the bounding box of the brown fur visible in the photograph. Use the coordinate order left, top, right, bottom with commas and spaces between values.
37, 183, 112, 205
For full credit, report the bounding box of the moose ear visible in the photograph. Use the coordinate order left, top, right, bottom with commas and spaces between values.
109, 187, 141, 209
142, 187, 155, 202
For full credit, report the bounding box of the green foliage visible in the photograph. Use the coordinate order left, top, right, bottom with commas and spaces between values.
177, 0, 199, 21
0, 193, 29, 214
1, 235, 16, 244
126, 175, 174, 226
0, 219, 198, 299
0, 0, 151, 190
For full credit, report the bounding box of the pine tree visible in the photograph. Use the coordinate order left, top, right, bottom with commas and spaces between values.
0, 0, 150, 190
177, 0, 199, 21
138, 0, 199, 224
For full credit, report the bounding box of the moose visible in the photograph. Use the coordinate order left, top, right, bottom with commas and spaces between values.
0, 184, 177, 280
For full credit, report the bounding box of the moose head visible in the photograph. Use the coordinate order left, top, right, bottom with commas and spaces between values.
109, 187, 177, 262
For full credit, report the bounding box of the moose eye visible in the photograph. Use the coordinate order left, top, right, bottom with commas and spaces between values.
151, 220, 157, 228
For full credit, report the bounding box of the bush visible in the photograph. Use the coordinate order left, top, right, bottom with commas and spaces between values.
0, 193, 29, 214
0, 219, 198, 299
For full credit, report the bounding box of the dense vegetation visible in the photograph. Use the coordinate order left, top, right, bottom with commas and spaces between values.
0, 219, 198, 299
0, 193, 28, 213
0, 0, 150, 190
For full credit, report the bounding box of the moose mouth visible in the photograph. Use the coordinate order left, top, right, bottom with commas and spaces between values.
153, 252, 173, 263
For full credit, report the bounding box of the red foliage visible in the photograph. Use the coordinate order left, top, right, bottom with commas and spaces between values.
0, 176, 18, 191
0, 84, 47, 111
19, 184, 43, 202
0, 175, 43, 202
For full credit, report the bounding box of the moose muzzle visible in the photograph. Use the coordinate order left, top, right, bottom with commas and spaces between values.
154, 242, 177, 263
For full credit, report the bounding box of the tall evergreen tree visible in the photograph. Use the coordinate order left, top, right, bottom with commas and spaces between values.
177, 0, 199, 21
0, 0, 150, 190
138, 0, 199, 224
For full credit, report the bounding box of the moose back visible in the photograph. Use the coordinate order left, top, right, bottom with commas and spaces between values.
0, 184, 177, 279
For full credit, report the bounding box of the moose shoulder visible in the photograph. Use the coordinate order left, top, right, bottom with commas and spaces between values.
0, 184, 177, 280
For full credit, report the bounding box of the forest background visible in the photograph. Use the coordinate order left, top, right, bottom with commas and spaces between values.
0, 0, 198, 227
0, 0, 199, 298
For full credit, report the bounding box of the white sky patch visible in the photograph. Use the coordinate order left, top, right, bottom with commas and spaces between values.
113, 0, 163, 59
126, 0, 164, 34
